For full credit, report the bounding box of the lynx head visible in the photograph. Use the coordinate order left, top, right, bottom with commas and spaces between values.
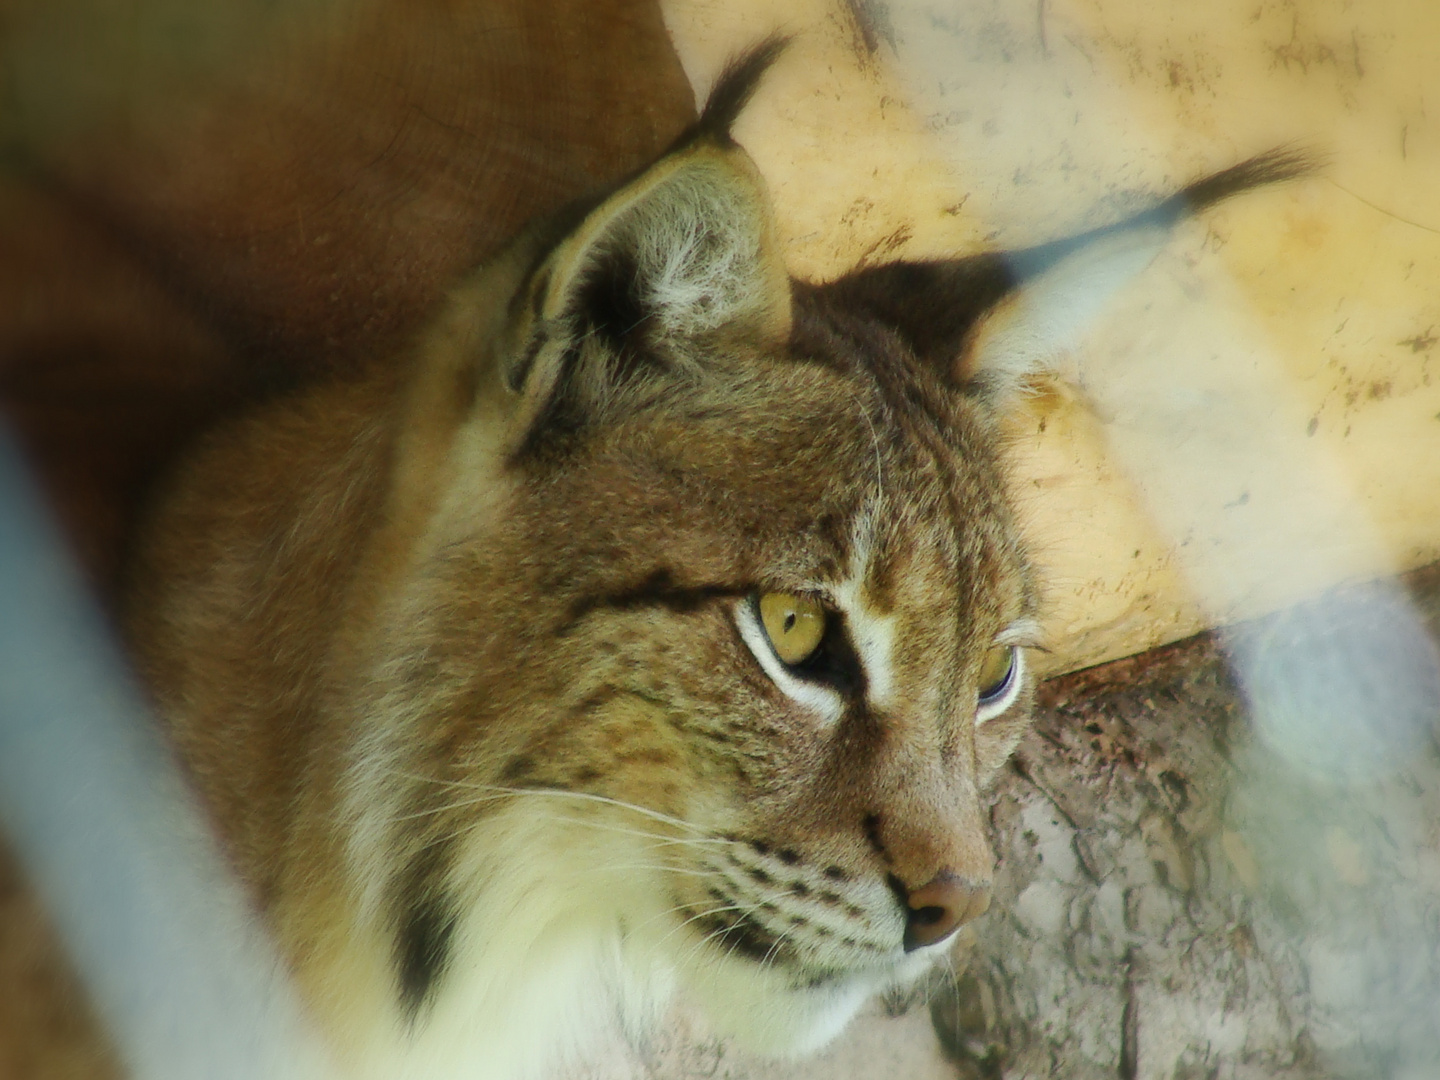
342, 40, 1307, 1062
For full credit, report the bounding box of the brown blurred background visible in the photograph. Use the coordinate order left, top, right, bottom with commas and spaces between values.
0, 0, 694, 594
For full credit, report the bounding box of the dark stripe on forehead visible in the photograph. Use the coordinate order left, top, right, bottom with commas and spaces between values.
786, 306, 912, 605
561, 568, 748, 631
824, 312, 973, 584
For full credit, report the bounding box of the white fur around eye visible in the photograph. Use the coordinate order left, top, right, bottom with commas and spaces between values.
735, 600, 844, 725
975, 646, 1026, 726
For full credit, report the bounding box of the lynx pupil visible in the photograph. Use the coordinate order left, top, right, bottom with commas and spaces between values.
759, 593, 826, 666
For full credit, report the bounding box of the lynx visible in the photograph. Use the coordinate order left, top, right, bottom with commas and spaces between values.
125, 39, 1306, 1080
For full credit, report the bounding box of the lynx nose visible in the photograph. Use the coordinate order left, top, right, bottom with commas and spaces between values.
901, 871, 992, 951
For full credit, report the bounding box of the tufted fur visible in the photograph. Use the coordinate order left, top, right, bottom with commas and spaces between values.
124, 41, 1308, 1080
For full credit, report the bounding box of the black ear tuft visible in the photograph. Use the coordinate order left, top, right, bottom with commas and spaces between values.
1174, 146, 1318, 217
813, 147, 1318, 406
1006, 147, 1321, 281
695, 35, 791, 141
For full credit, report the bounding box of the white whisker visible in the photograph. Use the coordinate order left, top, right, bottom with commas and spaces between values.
382, 771, 713, 836
431, 809, 726, 858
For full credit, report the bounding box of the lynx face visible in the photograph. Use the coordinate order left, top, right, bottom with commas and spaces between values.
351, 268, 1040, 1048
127, 39, 1307, 1079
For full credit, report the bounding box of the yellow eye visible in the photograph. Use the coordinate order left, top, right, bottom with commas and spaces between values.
978, 645, 1016, 703
758, 593, 827, 666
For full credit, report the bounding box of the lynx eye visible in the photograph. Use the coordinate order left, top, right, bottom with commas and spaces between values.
758, 592, 826, 666
977, 645, 1017, 706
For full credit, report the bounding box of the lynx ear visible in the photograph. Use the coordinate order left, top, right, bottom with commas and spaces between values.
495, 39, 791, 454
500, 139, 790, 451
957, 220, 1179, 401
819, 150, 1314, 407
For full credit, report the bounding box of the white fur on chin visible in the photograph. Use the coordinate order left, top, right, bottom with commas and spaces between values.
337, 801, 927, 1080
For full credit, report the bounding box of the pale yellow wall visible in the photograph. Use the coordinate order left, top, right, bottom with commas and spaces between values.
663, 0, 1440, 675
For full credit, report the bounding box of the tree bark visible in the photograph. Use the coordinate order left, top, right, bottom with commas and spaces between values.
932, 565, 1440, 1080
